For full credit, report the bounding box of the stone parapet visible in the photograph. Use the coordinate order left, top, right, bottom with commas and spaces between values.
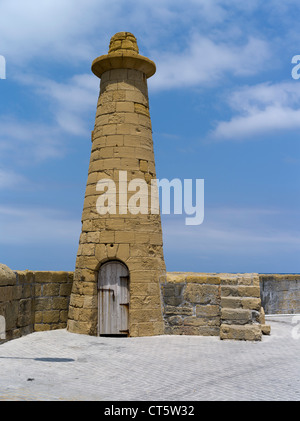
5, 267, 300, 343
219, 273, 269, 341
0, 265, 73, 343
260, 274, 300, 314
161, 272, 271, 341
160, 273, 221, 337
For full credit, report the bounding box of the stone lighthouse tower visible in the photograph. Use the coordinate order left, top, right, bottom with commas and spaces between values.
67, 32, 166, 337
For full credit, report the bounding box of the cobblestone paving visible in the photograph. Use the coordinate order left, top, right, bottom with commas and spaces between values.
0, 316, 299, 401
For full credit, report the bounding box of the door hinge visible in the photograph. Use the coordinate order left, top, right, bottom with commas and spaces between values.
99, 288, 115, 299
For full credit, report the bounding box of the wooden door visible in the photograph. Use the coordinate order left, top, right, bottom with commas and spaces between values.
98, 261, 129, 336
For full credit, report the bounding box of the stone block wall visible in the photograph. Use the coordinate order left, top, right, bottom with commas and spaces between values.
0, 264, 73, 343
0, 264, 34, 343
219, 273, 264, 341
260, 275, 300, 314
160, 272, 269, 340
3, 264, 300, 343
19, 271, 73, 332
160, 273, 221, 336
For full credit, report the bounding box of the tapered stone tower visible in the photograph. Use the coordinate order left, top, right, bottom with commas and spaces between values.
67, 32, 166, 337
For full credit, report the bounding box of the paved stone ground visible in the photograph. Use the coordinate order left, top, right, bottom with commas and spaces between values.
0, 315, 299, 401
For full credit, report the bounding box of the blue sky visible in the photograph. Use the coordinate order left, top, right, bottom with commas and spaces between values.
0, 0, 299, 273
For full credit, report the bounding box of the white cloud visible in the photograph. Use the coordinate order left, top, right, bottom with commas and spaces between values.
0, 205, 80, 245
228, 82, 300, 111
162, 206, 300, 255
0, 72, 98, 171
210, 82, 300, 140
0, 168, 27, 190
28, 73, 99, 135
0, 1, 271, 73
0, 0, 103, 63
212, 106, 300, 140
150, 36, 270, 91
0, 0, 278, 100
0, 116, 65, 162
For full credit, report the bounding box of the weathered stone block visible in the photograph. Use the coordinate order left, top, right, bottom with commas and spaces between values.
60, 310, 69, 323
59, 283, 73, 297
166, 315, 184, 326
116, 101, 135, 113
129, 270, 158, 283
34, 297, 52, 311
34, 272, 53, 283
152, 321, 164, 336
137, 322, 155, 336
197, 327, 220, 336
221, 297, 261, 311
115, 231, 135, 244
34, 284, 42, 297
43, 310, 59, 323
130, 295, 161, 310
15, 271, 28, 285
34, 323, 51, 332
238, 286, 260, 298
221, 297, 240, 309
131, 283, 158, 297
164, 305, 193, 316
130, 309, 163, 324
83, 295, 98, 309
241, 298, 261, 311
69, 294, 85, 309
99, 102, 116, 114
134, 103, 149, 116
99, 231, 115, 243
220, 324, 262, 341
74, 308, 98, 323
134, 233, 150, 244
161, 283, 184, 306
52, 296, 69, 310
183, 316, 220, 327
185, 284, 220, 305
35, 311, 43, 323
261, 324, 271, 335
78, 244, 95, 256
43, 283, 60, 297
0, 286, 14, 302
187, 275, 220, 285
221, 285, 260, 298
4, 301, 19, 330
22, 284, 32, 299
221, 308, 253, 325
196, 305, 220, 318
107, 243, 118, 258
0, 264, 16, 286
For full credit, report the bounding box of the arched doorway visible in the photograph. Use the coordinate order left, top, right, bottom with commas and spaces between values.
98, 260, 130, 336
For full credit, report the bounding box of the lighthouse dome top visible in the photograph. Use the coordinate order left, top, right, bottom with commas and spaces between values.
91, 31, 156, 79
108, 32, 139, 54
